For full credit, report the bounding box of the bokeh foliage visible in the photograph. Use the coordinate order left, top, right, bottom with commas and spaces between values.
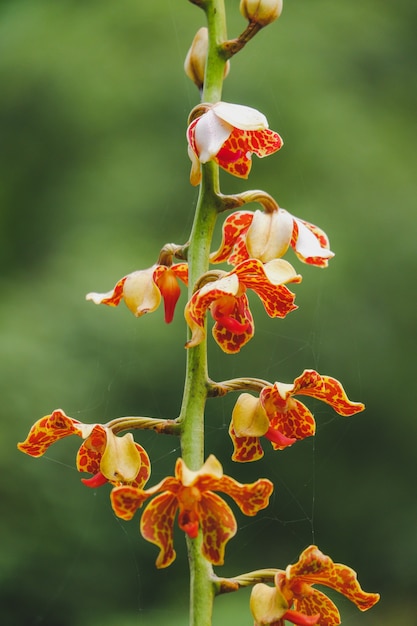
1, 0, 416, 624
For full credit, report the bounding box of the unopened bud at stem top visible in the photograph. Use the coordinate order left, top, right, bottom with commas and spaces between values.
240, 0, 283, 27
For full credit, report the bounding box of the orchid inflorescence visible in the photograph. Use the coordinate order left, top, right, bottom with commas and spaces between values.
18, 1, 379, 625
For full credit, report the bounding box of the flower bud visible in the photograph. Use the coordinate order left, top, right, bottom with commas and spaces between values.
240, 0, 283, 27
184, 27, 208, 90
184, 27, 230, 90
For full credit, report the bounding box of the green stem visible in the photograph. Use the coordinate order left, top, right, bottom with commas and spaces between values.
179, 2, 228, 624
179, 164, 220, 626
207, 376, 272, 397
221, 21, 263, 59
106, 416, 180, 436
214, 568, 278, 594
203, 0, 228, 103
179, 162, 222, 466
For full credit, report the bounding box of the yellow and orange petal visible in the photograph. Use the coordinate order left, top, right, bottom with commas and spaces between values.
140, 491, 179, 568
235, 258, 300, 318
176, 454, 224, 486
261, 387, 316, 449
76, 424, 107, 475
287, 370, 365, 416
287, 546, 380, 618
229, 425, 265, 462
216, 474, 274, 516
293, 588, 342, 626
229, 393, 268, 461
17, 409, 93, 457
199, 491, 237, 565
76, 426, 150, 487
110, 485, 150, 520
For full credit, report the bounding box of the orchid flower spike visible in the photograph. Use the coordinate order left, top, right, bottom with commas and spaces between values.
187, 101, 283, 184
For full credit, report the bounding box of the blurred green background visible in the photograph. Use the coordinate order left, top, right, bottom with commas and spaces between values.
1, 0, 416, 624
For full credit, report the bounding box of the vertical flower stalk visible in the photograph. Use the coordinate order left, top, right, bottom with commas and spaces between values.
179, 2, 229, 623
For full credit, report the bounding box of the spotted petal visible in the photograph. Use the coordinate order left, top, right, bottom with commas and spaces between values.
290, 370, 365, 416
229, 424, 265, 462
235, 258, 300, 319
212, 292, 254, 354
131, 445, 152, 488
17, 409, 94, 457
76, 424, 107, 475
140, 492, 178, 568
213, 474, 274, 516
185, 273, 242, 349
215, 127, 283, 178
210, 210, 253, 264
294, 589, 340, 626
261, 386, 316, 448
289, 546, 380, 613
110, 485, 149, 520
199, 491, 237, 565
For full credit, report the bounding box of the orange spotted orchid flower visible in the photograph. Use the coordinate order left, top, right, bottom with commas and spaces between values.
230, 370, 365, 462
110, 454, 273, 568
250, 545, 380, 626
187, 101, 283, 184
210, 208, 334, 268
86, 263, 188, 323
17, 409, 150, 488
185, 258, 301, 354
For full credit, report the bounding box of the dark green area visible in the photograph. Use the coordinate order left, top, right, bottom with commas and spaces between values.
1, 1, 415, 624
